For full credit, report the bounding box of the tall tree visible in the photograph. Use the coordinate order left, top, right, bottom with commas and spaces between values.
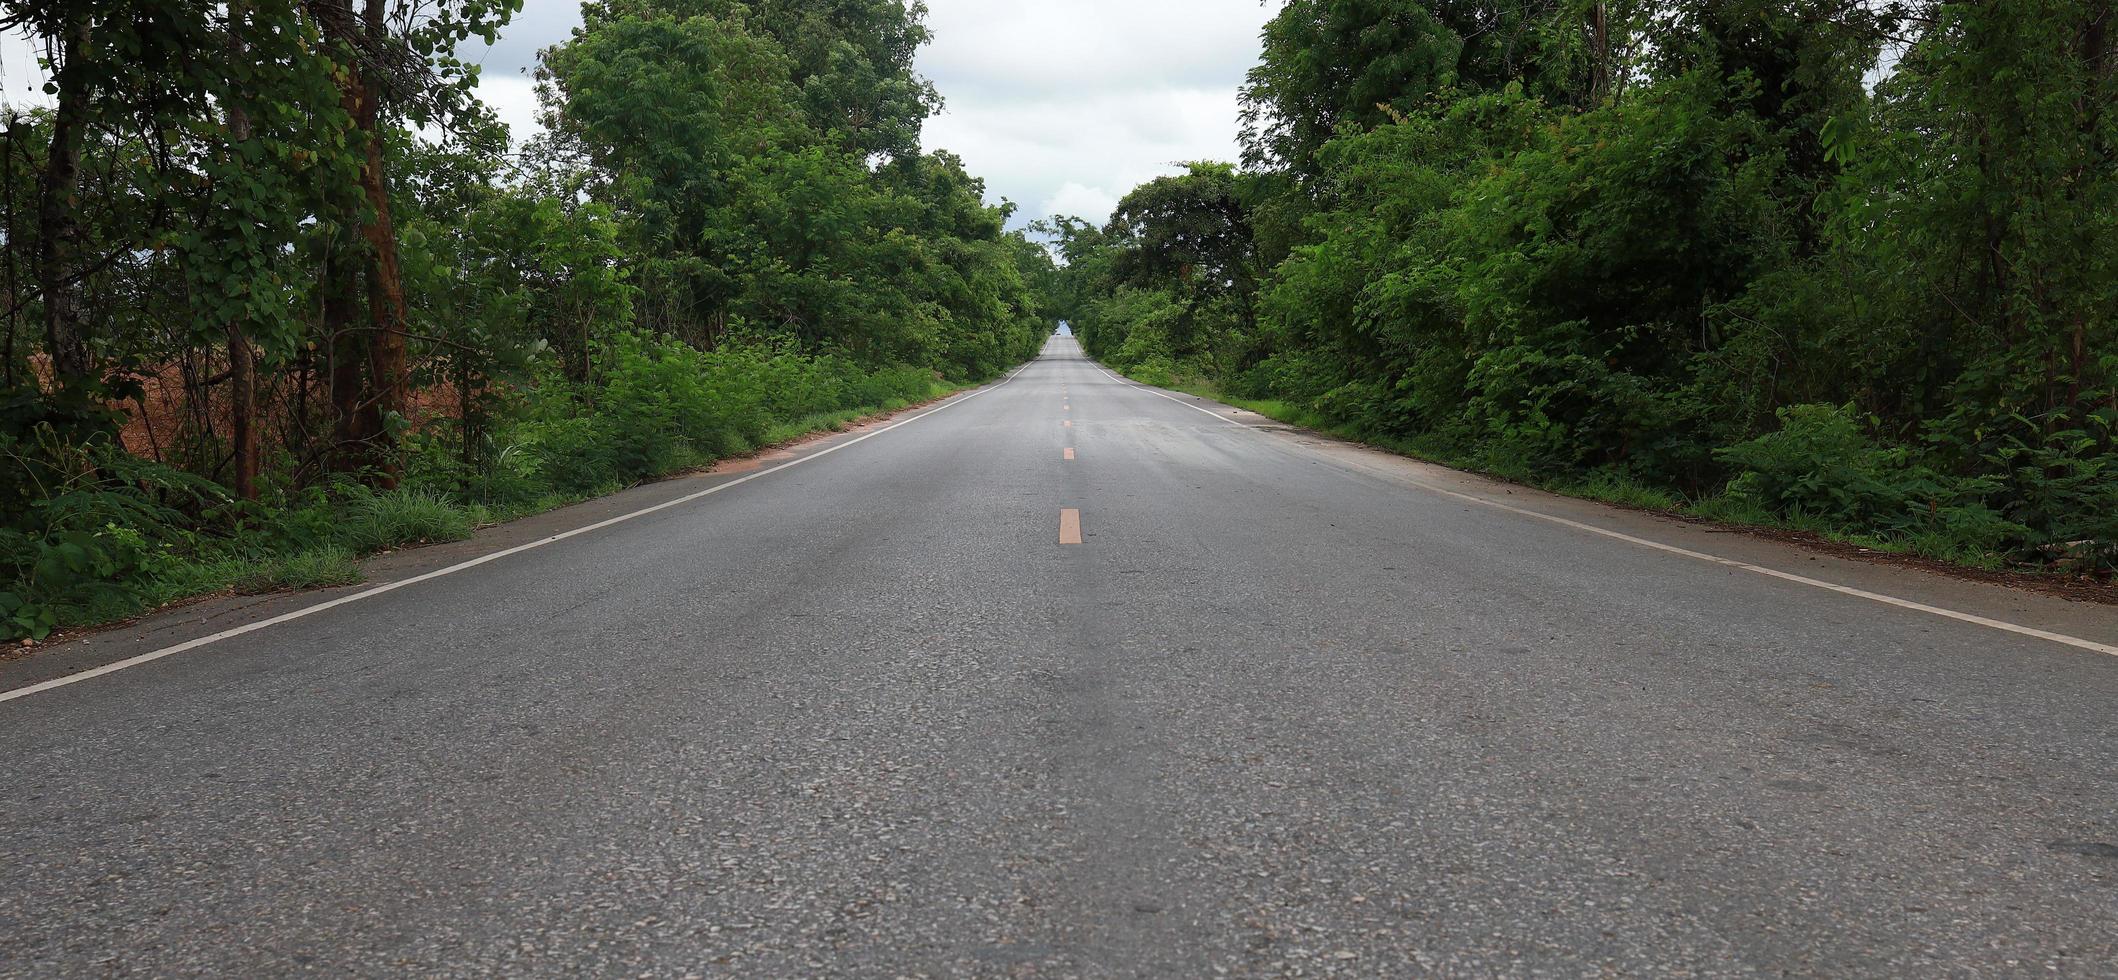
747, 0, 939, 158
1239, 0, 1466, 176
1105, 163, 1261, 337
32, 4, 92, 388
309, 0, 518, 478
1238, 0, 1605, 177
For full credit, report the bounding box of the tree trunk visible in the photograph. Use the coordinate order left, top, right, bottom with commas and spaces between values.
314, 0, 407, 482
4, 113, 21, 391
322, 0, 371, 474
356, 0, 409, 489
37, 11, 92, 387
226, 1, 260, 501
2094, 3, 2118, 419
227, 324, 258, 499
2073, 2, 2110, 412
324, 233, 378, 473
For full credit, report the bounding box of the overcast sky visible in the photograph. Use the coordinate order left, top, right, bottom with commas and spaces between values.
3, 1, 1275, 227
915, 2, 1274, 225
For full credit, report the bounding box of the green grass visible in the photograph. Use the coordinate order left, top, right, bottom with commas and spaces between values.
1686, 489, 1779, 527
470, 492, 592, 528
1557, 470, 1685, 511
41, 545, 369, 633
145, 557, 255, 606
337, 488, 477, 552
760, 412, 850, 447
148, 546, 365, 604
237, 547, 366, 593
757, 383, 947, 446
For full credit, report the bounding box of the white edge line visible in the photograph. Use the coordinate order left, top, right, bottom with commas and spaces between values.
0, 364, 1033, 705
1094, 362, 2118, 659
1096, 365, 1244, 425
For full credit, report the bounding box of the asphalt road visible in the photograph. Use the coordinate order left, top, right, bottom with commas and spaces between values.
5, 336, 2118, 977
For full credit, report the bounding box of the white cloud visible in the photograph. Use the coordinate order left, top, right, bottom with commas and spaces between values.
459, 0, 579, 141
1043, 182, 1121, 223
924, 82, 1245, 223
917, 1, 1275, 226
478, 74, 544, 144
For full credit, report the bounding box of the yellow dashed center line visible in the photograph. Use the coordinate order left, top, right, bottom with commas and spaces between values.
1059, 508, 1083, 545
1063, 448, 1075, 461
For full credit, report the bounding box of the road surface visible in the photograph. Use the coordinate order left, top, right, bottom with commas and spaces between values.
4, 337, 2117, 976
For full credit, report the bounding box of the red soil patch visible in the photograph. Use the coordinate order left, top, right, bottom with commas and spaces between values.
24, 353, 457, 466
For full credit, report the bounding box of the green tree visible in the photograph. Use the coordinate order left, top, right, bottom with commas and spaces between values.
1102, 163, 1264, 370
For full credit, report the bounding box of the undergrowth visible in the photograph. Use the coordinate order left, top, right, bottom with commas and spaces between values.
1, 344, 978, 641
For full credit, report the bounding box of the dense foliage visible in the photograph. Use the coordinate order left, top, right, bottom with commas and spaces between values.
0, 0, 1050, 639
1055, 0, 2116, 575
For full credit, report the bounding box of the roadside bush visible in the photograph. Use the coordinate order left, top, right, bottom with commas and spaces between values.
335, 487, 476, 552
848, 365, 940, 408
495, 337, 960, 501
519, 413, 621, 498
1978, 422, 2118, 573
1308, 378, 1399, 440
1715, 404, 2025, 560
1227, 351, 1334, 404
1715, 404, 1905, 524
0, 431, 231, 638
1128, 354, 1180, 388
